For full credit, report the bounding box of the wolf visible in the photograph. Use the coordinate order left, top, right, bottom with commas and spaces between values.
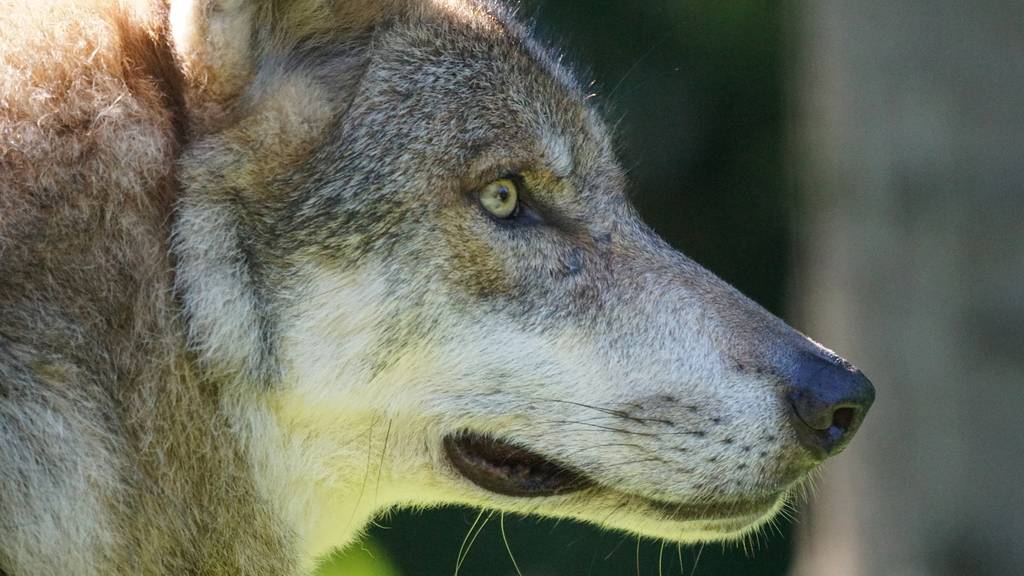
0, 0, 875, 574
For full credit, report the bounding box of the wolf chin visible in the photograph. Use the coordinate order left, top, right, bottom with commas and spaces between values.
0, 0, 875, 574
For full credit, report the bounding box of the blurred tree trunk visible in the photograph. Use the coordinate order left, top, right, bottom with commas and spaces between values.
787, 1, 1024, 575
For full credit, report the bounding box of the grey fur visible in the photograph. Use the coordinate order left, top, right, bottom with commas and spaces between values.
0, 0, 866, 574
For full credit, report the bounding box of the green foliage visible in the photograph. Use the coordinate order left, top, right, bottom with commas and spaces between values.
315, 540, 399, 576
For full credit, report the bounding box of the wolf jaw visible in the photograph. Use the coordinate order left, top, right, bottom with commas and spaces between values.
442, 431, 788, 534
0, 0, 873, 573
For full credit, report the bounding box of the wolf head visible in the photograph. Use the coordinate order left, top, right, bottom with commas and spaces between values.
171, 0, 874, 565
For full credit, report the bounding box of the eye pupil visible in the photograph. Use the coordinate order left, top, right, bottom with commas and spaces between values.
479, 178, 519, 219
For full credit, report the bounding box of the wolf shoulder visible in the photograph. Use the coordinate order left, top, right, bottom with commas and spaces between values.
0, 1, 186, 574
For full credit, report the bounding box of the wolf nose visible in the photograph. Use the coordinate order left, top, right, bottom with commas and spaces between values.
784, 351, 875, 460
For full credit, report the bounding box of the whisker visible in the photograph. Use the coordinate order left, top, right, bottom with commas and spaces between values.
454, 510, 493, 576
594, 457, 666, 470
344, 418, 379, 534
529, 397, 673, 425
373, 418, 393, 509
453, 509, 482, 576
534, 420, 657, 437
635, 535, 641, 576
499, 513, 524, 576
607, 34, 672, 101
603, 533, 629, 561
567, 442, 648, 454
601, 501, 629, 526
690, 542, 705, 576
658, 539, 666, 576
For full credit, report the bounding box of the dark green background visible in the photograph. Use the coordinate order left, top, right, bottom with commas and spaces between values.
337, 1, 791, 574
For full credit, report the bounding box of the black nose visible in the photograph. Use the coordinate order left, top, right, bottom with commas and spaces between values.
784, 350, 875, 460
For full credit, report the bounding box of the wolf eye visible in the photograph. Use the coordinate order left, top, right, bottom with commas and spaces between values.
478, 178, 519, 219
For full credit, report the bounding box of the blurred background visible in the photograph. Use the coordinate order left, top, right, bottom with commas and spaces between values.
321, 0, 1024, 574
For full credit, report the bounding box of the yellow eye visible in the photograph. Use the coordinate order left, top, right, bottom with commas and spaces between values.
479, 178, 519, 219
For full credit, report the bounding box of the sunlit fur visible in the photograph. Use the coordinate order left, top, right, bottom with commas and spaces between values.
3, 0, 843, 574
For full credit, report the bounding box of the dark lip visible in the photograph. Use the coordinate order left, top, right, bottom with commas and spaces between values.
443, 432, 592, 497
444, 431, 785, 527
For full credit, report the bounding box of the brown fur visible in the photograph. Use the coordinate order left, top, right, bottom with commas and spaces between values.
1, 1, 290, 573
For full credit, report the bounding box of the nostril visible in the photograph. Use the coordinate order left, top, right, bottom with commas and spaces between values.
831, 406, 856, 431
783, 350, 875, 459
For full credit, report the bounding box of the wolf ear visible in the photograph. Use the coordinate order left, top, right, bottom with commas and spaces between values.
169, 0, 410, 117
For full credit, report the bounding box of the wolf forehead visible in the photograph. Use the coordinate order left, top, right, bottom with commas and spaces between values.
344, 10, 598, 166
253, 1, 624, 250
281, 0, 607, 175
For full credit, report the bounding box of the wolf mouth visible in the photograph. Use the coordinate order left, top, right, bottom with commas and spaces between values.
444, 432, 593, 497
445, 432, 783, 527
